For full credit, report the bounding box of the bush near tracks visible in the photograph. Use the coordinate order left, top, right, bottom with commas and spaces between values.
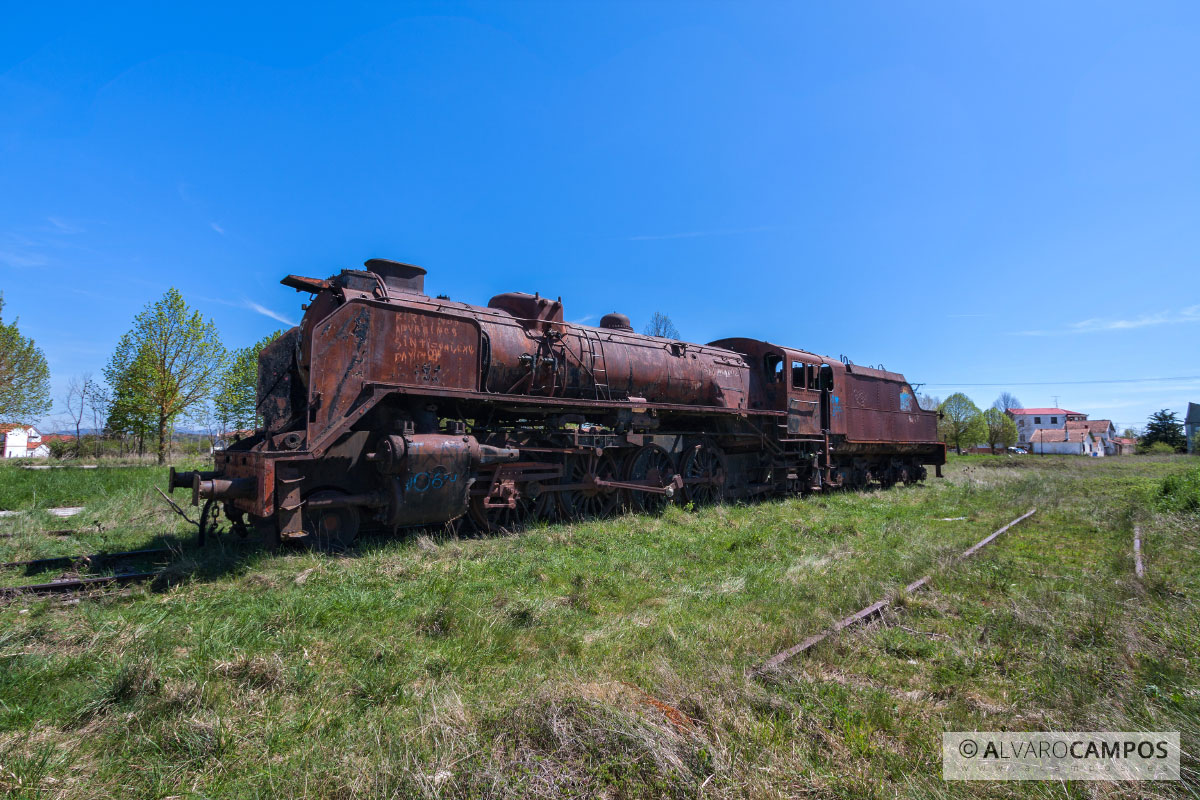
0, 454, 1198, 799
1155, 466, 1200, 512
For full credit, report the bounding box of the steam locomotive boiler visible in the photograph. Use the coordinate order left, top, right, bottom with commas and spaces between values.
169, 259, 945, 548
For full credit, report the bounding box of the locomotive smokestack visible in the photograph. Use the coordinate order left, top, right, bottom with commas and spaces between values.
365, 259, 426, 295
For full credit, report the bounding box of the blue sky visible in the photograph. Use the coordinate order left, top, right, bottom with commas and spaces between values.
2, 1, 1197, 433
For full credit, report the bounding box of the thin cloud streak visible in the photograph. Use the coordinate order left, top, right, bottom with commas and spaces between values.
243, 300, 297, 327
0, 249, 48, 268
1014, 305, 1200, 336
629, 225, 778, 241
47, 217, 84, 234
194, 293, 299, 327
210, 222, 226, 235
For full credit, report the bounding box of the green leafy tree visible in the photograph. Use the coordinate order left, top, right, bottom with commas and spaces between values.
938, 393, 986, 455
104, 335, 157, 455
214, 331, 281, 433
1140, 409, 1185, 453
109, 289, 226, 464
983, 407, 1019, 453
0, 293, 52, 423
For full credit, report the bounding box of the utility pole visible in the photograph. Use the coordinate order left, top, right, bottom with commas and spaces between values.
1051, 395, 1060, 408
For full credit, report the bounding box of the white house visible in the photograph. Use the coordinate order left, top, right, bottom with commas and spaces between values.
1006, 408, 1088, 446
1, 425, 47, 458
1030, 427, 1102, 456
1066, 419, 1117, 455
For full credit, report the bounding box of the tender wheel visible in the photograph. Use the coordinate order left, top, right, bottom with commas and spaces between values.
624, 444, 677, 514
300, 490, 361, 551
679, 442, 726, 506
878, 462, 897, 489
558, 453, 622, 520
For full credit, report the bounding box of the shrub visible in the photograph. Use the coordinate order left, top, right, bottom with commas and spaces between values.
1155, 469, 1200, 512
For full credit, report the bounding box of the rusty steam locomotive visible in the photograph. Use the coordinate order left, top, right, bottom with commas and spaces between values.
169, 259, 944, 548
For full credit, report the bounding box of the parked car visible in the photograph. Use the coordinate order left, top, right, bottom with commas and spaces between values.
1007, 447, 1027, 455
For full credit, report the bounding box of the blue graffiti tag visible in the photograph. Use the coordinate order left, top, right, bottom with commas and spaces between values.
407, 467, 459, 493
899, 390, 912, 411
831, 395, 841, 418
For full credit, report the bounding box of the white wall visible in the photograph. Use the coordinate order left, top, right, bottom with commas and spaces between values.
3, 427, 30, 458
1032, 438, 1084, 455
1015, 413, 1066, 443
2, 427, 41, 458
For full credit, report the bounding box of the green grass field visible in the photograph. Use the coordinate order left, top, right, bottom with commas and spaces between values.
1, 455, 1197, 798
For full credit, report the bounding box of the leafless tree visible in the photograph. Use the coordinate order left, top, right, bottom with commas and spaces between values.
993, 392, 1022, 412
917, 393, 941, 411
643, 311, 679, 339
88, 384, 110, 459
188, 401, 222, 456
64, 374, 94, 458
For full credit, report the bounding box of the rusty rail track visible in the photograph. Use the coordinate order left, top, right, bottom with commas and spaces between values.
752, 508, 1037, 675
1, 546, 176, 598
0, 571, 160, 598
1, 547, 173, 572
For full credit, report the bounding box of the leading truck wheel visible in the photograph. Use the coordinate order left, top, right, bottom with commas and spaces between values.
300, 490, 361, 552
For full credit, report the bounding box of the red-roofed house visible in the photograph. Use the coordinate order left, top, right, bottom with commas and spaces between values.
1066, 419, 1117, 455
1, 425, 47, 458
1006, 408, 1087, 446
1030, 427, 1102, 456
1111, 437, 1138, 456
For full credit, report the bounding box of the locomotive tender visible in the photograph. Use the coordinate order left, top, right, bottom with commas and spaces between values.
170, 259, 945, 548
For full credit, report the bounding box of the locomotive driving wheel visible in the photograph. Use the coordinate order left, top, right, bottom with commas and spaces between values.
624, 444, 677, 514
558, 452, 622, 520
679, 442, 726, 507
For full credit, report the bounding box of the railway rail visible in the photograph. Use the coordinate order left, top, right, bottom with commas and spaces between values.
0, 546, 176, 598
0, 571, 161, 597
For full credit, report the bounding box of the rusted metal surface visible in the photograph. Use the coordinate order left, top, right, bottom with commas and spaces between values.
382, 433, 478, 527
257, 328, 303, 437
167, 257, 947, 544
1, 571, 159, 597
2, 548, 172, 572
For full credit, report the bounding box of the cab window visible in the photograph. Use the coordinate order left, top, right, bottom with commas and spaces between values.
764, 354, 783, 384
808, 363, 821, 390
792, 361, 806, 389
